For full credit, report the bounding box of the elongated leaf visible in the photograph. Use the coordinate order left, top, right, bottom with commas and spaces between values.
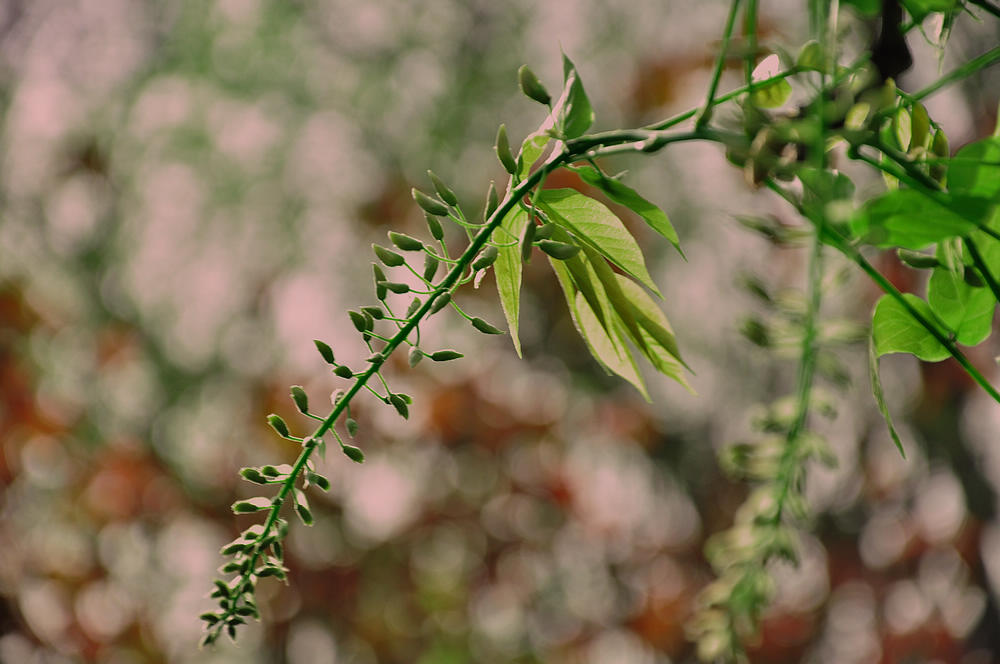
555, 53, 594, 140
868, 335, 905, 457
582, 245, 645, 350
851, 189, 976, 249
616, 275, 694, 392
615, 275, 689, 370
576, 165, 683, 256
549, 258, 649, 399
872, 293, 950, 361
927, 265, 995, 346
538, 189, 661, 295
494, 207, 530, 356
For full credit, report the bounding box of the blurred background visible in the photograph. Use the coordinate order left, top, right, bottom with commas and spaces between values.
1, 0, 1000, 662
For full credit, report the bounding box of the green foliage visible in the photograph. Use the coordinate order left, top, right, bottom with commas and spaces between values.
202, 2, 1000, 657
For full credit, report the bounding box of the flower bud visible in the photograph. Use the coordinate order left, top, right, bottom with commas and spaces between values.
495, 124, 517, 174
518, 65, 551, 105
427, 171, 458, 206
537, 239, 580, 260
423, 253, 439, 282
267, 414, 290, 437
430, 349, 464, 361
389, 231, 425, 252
471, 317, 504, 335
290, 386, 309, 413
425, 213, 444, 241
373, 244, 405, 267
472, 245, 499, 271
342, 445, 365, 463
413, 188, 449, 216
314, 339, 335, 364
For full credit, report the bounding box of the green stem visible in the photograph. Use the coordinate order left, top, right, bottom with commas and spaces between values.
765, 179, 1000, 406
645, 68, 800, 131
218, 147, 571, 626
910, 45, 1000, 102
772, 206, 824, 523
744, 0, 758, 85
696, 0, 743, 130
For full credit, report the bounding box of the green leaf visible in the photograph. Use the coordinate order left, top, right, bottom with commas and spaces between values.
493, 207, 529, 356
948, 136, 1000, 199
872, 293, 950, 361
576, 165, 683, 256
927, 266, 995, 346
868, 335, 905, 457
550, 257, 649, 400
537, 189, 661, 296
518, 133, 551, 180
850, 189, 977, 249
554, 53, 594, 140
614, 274, 694, 391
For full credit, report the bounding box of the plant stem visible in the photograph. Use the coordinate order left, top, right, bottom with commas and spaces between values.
696, 0, 743, 130
764, 179, 1000, 406
910, 45, 1000, 102
220, 143, 578, 624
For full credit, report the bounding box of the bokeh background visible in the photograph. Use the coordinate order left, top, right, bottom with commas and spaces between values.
1, 1, 1000, 662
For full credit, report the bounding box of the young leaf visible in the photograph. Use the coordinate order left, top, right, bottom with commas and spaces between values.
549, 257, 649, 400
871, 293, 950, 361
948, 136, 1000, 199
850, 189, 976, 249
554, 53, 595, 140
518, 133, 551, 180
927, 265, 995, 346
576, 165, 683, 256
869, 335, 906, 457
537, 189, 661, 295
493, 207, 530, 356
